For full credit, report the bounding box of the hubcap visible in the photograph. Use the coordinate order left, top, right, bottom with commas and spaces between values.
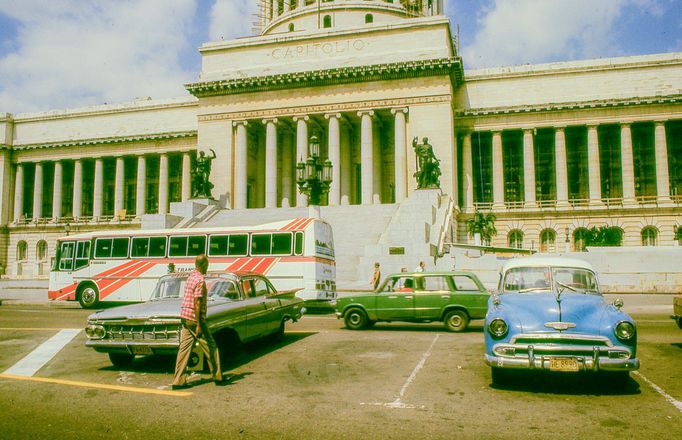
449, 315, 462, 327
350, 313, 361, 325
82, 288, 96, 304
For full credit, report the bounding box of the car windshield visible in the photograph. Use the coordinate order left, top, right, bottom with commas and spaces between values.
501, 266, 599, 294
150, 275, 240, 300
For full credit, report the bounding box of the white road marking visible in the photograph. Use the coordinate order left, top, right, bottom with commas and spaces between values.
361, 334, 440, 409
3, 329, 81, 377
633, 371, 682, 415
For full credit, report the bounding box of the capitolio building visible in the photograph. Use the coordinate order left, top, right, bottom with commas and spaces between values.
1, 1, 681, 284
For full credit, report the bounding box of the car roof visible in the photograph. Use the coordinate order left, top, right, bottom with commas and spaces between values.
385, 271, 480, 277
501, 256, 594, 272
162, 270, 264, 279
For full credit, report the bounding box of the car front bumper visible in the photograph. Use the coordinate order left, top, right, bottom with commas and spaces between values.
86, 339, 179, 356
484, 353, 640, 372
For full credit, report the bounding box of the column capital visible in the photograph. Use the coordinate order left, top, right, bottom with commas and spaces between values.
554, 126, 566, 132
262, 117, 279, 125
586, 123, 599, 130
232, 120, 249, 127
619, 121, 633, 128
324, 112, 341, 120
390, 107, 408, 115
491, 129, 502, 136
357, 110, 374, 118
292, 115, 309, 122
653, 119, 668, 126
522, 127, 535, 135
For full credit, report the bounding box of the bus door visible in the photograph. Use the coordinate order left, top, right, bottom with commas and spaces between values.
51, 241, 76, 295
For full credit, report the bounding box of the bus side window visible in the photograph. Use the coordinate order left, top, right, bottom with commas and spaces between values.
209, 235, 228, 256
169, 236, 188, 257
229, 234, 248, 256
272, 232, 292, 255
131, 237, 149, 257
149, 236, 167, 257
187, 235, 206, 256
112, 238, 130, 258
59, 242, 75, 271
250, 234, 271, 256
95, 238, 112, 258
294, 232, 304, 255
75, 241, 90, 269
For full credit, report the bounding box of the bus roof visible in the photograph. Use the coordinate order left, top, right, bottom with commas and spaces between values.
56, 217, 326, 241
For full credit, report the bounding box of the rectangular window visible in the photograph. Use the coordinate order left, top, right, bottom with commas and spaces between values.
94, 238, 112, 258
209, 235, 229, 256
131, 237, 149, 257
149, 236, 167, 257
452, 275, 480, 292
422, 276, 449, 291
187, 236, 206, 256
250, 234, 271, 256
271, 232, 292, 255
294, 232, 304, 255
111, 238, 130, 258
59, 242, 75, 271
75, 241, 90, 269
229, 234, 248, 256
169, 236, 188, 257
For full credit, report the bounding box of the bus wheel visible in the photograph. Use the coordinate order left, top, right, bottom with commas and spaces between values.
78, 285, 100, 309
344, 309, 368, 330
108, 353, 134, 368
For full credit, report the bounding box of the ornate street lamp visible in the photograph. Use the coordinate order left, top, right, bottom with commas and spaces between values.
296, 135, 332, 206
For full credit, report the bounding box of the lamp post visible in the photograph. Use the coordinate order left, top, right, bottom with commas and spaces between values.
565, 226, 570, 253
64, 223, 71, 236
296, 135, 332, 206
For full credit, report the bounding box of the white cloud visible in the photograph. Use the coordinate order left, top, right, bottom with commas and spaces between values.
208, 0, 257, 42
461, 0, 630, 68
0, 0, 198, 113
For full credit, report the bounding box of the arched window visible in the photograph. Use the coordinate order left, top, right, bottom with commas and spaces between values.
323, 15, 332, 28
641, 226, 658, 246
573, 228, 589, 252
37, 240, 48, 261
17, 241, 28, 261
365, 14, 373, 24
539, 229, 556, 253
675, 226, 682, 246
508, 230, 524, 249
288, 23, 295, 32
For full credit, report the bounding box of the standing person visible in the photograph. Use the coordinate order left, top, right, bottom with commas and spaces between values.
415, 261, 425, 273
172, 254, 224, 389
371, 262, 381, 290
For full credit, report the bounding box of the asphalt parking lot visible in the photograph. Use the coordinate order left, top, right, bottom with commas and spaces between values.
0, 299, 681, 439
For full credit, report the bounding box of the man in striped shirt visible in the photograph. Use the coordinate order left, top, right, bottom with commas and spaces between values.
172, 254, 224, 389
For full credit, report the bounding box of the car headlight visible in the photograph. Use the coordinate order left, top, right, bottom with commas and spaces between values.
488, 318, 508, 339
615, 321, 636, 341
85, 325, 105, 340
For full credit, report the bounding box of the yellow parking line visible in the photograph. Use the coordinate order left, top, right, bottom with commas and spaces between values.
0, 373, 192, 397
0, 328, 68, 331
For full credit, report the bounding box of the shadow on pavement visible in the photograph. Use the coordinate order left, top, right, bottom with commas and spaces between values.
489, 370, 641, 396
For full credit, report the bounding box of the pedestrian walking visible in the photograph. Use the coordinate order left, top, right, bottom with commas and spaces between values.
415, 261, 425, 273
372, 262, 381, 290
171, 254, 225, 389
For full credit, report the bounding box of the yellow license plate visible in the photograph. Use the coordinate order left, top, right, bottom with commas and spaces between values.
549, 357, 579, 372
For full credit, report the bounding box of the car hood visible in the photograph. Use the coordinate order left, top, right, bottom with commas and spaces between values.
495, 293, 609, 334
88, 298, 182, 322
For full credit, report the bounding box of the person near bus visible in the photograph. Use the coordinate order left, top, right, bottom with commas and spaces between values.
172, 254, 225, 389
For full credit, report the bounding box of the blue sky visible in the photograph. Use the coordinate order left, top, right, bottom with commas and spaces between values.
0, 0, 680, 114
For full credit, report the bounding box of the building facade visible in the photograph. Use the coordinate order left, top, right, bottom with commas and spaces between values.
0, 0, 680, 277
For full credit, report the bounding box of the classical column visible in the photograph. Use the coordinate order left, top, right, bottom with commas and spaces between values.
93, 158, 103, 219
283, 0, 290, 13
522, 129, 536, 208
358, 110, 374, 205
281, 130, 292, 208
13, 164, 24, 222
654, 121, 671, 201
587, 125, 602, 204
136, 156, 146, 217
73, 160, 82, 219
263, 118, 278, 208
325, 113, 341, 206
554, 127, 569, 206
340, 122, 351, 205
52, 161, 63, 221
492, 131, 504, 208
234, 121, 248, 209
391, 108, 408, 203
272, 0, 279, 18
372, 121, 381, 204
32, 162, 43, 221
114, 157, 125, 218
181, 152, 191, 202
159, 154, 169, 214
620, 123, 636, 202
462, 132, 474, 212
294, 116, 309, 207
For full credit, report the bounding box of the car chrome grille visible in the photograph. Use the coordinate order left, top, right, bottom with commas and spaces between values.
496, 333, 631, 359
104, 324, 181, 341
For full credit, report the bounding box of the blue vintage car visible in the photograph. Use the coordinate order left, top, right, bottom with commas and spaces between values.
484, 256, 639, 385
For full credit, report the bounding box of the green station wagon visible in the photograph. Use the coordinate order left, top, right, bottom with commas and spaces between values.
335, 271, 489, 332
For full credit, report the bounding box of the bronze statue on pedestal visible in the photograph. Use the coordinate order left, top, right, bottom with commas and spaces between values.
192, 149, 216, 199
412, 137, 441, 189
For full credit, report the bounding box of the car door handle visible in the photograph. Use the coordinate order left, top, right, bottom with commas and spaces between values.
441, 295, 450, 299
405, 296, 413, 299
387, 295, 398, 299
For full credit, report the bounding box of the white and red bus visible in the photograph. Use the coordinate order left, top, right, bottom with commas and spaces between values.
48, 218, 336, 308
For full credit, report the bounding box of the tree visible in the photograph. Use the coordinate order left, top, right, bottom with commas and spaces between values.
585, 226, 623, 247
466, 212, 497, 246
